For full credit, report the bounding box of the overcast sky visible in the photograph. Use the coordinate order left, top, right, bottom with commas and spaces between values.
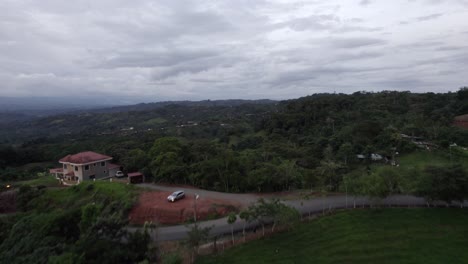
1, 0, 467, 103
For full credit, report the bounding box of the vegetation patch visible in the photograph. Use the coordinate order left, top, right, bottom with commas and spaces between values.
197, 208, 468, 264
19, 175, 61, 187
144, 117, 167, 126
0, 182, 153, 264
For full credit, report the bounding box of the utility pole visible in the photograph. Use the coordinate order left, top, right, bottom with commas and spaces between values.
449, 143, 457, 163
194, 194, 199, 222
345, 181, 348, 209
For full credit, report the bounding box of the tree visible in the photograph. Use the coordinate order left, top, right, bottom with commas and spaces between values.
317, 160, 342, 191
148, 137, 187, 183
186, 224, 212, 263
227, 212, 237, 245
360, 172, 391, 206
276, 159, 301, 191
342, 171, 364, 208
417, 164, 468, 206
248, 198, 300, 236
248, 199, 269, 237
337, 143, 353, 165
239, 210, 253, 242
275, 203, 300, 231
122, 148, 149, 172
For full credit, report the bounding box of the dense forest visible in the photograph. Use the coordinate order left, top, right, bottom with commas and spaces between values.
1, 89, 467, 194
1, 89, 467, 263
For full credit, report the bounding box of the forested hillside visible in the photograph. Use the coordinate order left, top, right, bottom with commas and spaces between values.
1, 89, 467, 195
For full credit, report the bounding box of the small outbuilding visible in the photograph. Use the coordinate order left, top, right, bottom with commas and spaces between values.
128, 172, 145, 184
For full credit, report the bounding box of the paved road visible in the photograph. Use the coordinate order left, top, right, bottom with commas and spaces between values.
130, 186, 468, 242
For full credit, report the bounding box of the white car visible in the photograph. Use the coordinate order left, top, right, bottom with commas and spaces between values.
115, 171, 124, 178
167, 190, 185, 202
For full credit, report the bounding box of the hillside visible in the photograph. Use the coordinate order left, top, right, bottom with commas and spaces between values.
1, 90, 467, 193
198, 208, 468, 264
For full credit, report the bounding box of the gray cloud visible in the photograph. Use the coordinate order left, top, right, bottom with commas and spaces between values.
373, 78, 432, 90
100, 49, 219, 69
416, 13, 443, 21
277, 14, 338, 31
359, 0, 373, 6
435, 46, 464, 51
0, 0, 466, 102
329, 37, 388, 49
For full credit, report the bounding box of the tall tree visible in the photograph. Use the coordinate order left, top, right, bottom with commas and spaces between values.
227, 212, 237, 245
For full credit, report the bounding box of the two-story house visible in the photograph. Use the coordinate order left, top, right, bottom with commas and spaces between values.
50, 151, 120, 183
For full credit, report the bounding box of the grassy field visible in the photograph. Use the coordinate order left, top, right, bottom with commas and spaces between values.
19, 175, 61, 187
28, 181, 138, 212
197, 209, 468, 264
370, 149, 468, 173
398, 149, 468, 169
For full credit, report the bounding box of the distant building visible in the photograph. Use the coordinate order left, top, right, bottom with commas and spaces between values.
49, 151, 119, 183
454, 114, 468, 129
370, 153, 383, 161
356, 154, 366, 160
128, 172, 145, 184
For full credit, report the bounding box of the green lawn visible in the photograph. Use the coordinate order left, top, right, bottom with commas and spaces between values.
370, 149, 468, 174
197, 209, 468, 264
398, 149, 468, 170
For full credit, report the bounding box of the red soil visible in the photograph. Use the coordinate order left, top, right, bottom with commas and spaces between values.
129, 191, 240, 225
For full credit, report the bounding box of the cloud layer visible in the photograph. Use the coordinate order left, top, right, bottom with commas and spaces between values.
1, 0, 467, 102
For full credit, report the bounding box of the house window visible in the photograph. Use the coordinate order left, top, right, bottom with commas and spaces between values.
101, 162, 106, 167
63, 164, 66, 169
93, 163, 96, 167
84, 165, 89, 170
103, 170, 106, 174
74, 166, 78, 171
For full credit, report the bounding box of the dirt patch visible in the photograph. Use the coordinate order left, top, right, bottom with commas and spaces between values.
129, 191, 240, 225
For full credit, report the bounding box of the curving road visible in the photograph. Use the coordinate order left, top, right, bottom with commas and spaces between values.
132, 184, 467, 242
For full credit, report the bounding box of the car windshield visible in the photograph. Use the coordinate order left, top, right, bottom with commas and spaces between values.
171, 192, 181, 196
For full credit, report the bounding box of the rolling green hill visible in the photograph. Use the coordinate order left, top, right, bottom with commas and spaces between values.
198, 208, 468, 264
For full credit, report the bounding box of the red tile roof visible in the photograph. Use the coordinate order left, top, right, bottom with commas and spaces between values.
454, 114, 468, 129
49, 168, 63, 174
454, 114, 468, 121
128, 172, 143, 177
59, 151, 112, 164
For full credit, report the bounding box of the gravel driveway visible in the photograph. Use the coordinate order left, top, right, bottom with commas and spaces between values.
137, 183, 259, 206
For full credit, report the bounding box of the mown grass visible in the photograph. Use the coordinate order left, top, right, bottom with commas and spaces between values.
370, 149, 468, 174
398, 149, 468, 170
197, 208, 468, 264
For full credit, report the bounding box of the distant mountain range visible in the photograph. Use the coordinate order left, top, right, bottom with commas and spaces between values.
0, 96, 276, 123
83, 99, 277, 114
